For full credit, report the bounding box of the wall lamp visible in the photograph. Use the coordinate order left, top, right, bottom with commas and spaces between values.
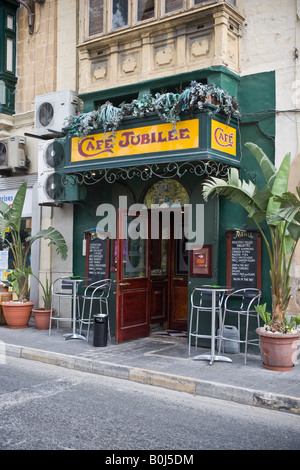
15, 0, 46, 35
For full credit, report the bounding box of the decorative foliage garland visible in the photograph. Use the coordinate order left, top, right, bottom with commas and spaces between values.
64, 81, 239, 137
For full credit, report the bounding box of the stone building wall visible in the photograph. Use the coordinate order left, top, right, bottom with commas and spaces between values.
15, 0, 58, 114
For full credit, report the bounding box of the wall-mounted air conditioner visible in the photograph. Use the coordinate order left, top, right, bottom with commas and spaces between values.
38, 171, 67, 205
38, 139, 65, 175
34, 90, 81, 137
38, 139, 80, 205
38, 139, 65, 204
0, 136, 28, 172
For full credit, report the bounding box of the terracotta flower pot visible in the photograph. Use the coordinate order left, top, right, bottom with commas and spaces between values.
32, 308, 52, 330
256, 328, 300, 371
0, 293, 13, 325
1, 301, 34, 329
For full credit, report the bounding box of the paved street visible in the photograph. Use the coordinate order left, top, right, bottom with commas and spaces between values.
0, 356, 299, 451
1, 325, 300, 415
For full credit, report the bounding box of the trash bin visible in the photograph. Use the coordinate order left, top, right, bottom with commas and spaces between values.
93, 313, 108, 347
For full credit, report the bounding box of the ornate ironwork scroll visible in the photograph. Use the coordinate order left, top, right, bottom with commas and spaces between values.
62, 159, 231, 187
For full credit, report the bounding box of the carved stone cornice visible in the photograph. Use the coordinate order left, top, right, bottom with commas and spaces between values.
0, 113, 14, 138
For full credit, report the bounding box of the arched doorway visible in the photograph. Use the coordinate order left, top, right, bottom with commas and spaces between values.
115, 179, 190, 343
143, 179, 190, 332
143, 179, 190, 208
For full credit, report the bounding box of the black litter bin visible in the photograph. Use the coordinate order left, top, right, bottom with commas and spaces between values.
93, 313, 108, 347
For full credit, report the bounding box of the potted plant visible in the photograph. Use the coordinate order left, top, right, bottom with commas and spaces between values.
203, 142, 300, 371
0, 181, 68, 329
9, 269, 54, 330
32, 276, 53, 330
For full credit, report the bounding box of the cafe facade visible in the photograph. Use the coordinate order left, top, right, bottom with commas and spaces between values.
46, 66, 275, 344
2, 0, 288, 343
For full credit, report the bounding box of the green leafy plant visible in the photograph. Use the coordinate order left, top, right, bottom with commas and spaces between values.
0, 181, 68, 302
8, 268, 52, 309
255, 304, 271, 326
255, 303, 300, 333
64, 81, 239, 137
285, 313, 300, 333
41, 276, 52, 310
203, 143, 300, 333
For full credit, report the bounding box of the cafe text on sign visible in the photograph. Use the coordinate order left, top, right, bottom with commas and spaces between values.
211, 119, 236, 156
71, 119, 199, 162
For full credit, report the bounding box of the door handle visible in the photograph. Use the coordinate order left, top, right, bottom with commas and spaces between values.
119, 282, 130, 286
173, 277, 184, 281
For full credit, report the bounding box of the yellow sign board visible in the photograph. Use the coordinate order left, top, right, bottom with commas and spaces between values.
211, 120, 236, 156
71, 119, 199, 162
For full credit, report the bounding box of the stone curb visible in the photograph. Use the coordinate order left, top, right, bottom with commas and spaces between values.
3, 343, 300, 415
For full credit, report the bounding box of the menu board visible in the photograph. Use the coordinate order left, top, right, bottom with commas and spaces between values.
226, 230, 261, 290
86, 234, 109, 283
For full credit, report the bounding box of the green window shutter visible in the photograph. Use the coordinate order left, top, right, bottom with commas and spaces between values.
0, 0, 18, 115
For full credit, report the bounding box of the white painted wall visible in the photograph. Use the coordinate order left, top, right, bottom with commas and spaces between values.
239, 0, 300, 309
240, 0, 300, 165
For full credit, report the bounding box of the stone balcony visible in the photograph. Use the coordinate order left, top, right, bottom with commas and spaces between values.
77, 2, 245, 95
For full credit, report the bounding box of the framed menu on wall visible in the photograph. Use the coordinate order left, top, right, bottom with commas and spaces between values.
226, 229, 261, 290
85, 231, 110, 283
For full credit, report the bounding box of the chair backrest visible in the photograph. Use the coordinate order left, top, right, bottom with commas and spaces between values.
225, 288, 261, 311
100, 279, 111, 299
52, 277, 74, 295
191, 287, 224, 310
85, 278, 112, 298
61, 279, 74, 293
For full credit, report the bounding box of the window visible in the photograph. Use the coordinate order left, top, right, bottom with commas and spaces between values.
112, 0, 128, 30
194, 0, 217, 4
0, 2, 18, 114
165, 0, 184, 14
226, 0, 237, 6
137, 0, 154, 22
87, 0, 237, 38
6, 14, 13, 29
6, 37, 13, 72
89, 0, 104, 36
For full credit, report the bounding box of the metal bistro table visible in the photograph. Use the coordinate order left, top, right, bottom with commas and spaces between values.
193, 286, 233, 365
64, 277, 87, 341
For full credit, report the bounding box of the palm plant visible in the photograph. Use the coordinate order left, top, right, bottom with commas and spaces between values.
203, 142, 300, 333
9, 268, 53, 309
0, 181, 68, 302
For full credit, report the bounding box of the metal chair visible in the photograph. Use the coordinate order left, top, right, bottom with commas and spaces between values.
188, 286, 225, 355
49, 277, 81, 335
79, 278, 112, 342
218, 288, 262, 364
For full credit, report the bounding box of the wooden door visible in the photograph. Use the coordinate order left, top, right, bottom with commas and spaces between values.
149, 211, 188, 331
169, 234, 188, 330
150, 238, 169, 325
116, 209, 150, 343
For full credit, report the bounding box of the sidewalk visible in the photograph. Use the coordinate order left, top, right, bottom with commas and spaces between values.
0, 322, 299, 415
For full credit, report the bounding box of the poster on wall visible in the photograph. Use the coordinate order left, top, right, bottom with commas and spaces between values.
0, 188, 32, 217
226, 229, 261, 290
190, 245, 212, 277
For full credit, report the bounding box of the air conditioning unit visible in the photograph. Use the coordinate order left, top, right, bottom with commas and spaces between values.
0, 136, 28, 172
38, 139, 80, 204
34, 90, 81, 137
38, 171, 66, 204
38, 139, 64, 204
38, 139, 65, 174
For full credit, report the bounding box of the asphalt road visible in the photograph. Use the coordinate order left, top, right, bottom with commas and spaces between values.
0, 356, 299, 452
